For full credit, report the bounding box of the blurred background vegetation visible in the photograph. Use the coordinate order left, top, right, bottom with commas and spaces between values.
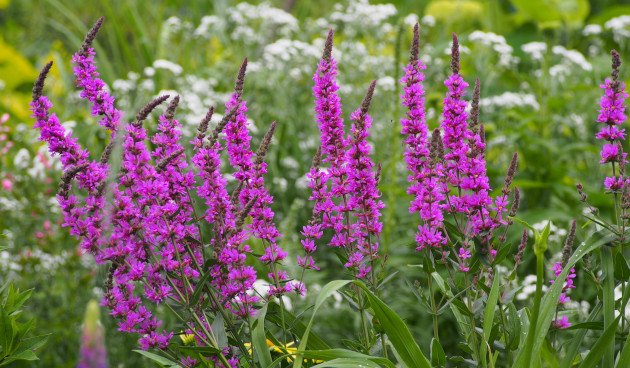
1, 0, 630, 366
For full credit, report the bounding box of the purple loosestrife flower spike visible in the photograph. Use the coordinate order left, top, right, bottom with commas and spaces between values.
224, 60, 290, 299
346, 81, 385, 278
441, 37, 498, 241
72, 19, 122, 135
31, 63, 109, 257
299, 146, 326, 277
597, 50, 629, 191
400, 24, 447, 251
313, 29, 353, 254
551, 221, 577, 313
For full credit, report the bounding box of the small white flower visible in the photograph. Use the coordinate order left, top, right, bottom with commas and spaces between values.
153, 59, 183, 75
583, 24, 602, 36
521, 42, 547, 61
605, 15, 630, 43
421, 14, 435, 27
404, 13, 419, 27
552, 45, 592, 71
14, 148, 30, 169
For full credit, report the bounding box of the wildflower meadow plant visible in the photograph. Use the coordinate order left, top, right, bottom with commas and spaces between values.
28, 15, 630, 368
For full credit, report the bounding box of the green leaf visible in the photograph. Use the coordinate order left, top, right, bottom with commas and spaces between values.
507, 303, 521, 350
133, 350, 182, 367
601, 245, 616, 367
354, 281, 431, 368
514, 229, 617, 368
251, 303, 272, 367
0, 305, 13, 357
293, 280, 352, 368
534, 220, 551, 255
177, 346, 221, 355
10, 334, 49, 357
508, 217, 535, 232
311, 358, 382, 368
1, 349, 38, 363
562, 301, 601, 367
482, 271, 500, 359
616, 320, 630, 367
614, 250, 630, 281
211, 313, 228, 350
189, 271, 213, 306
431, 338, 446, 367
9, 289, 32, 314
300, 349, 395, 368
580, 316, 622, 368
492, 242, 513, 266
473, 237, 492, 267
266, 303, 329, 351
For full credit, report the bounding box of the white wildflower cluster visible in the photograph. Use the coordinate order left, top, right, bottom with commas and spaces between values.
521, 42, 547, 62
583, 24, 603, 37
229, 2, 298, 42
153, 59, 184, 75
480, 92, 540, 112
0, 248, 80, 278
258, 39, 321, 74
328, 0, 397, 36
552, 46, 592, 71
161, 16, 194, 41
468, 31, 518, 67
605, 15, 630, 44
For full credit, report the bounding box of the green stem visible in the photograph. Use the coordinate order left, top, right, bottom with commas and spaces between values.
426, 248, 439, 342
602, 246, 616, 368
464, 275, 481, 362
522, 254, 544, 367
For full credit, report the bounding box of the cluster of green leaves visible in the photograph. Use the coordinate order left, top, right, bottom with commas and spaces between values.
0, 270, 49, 366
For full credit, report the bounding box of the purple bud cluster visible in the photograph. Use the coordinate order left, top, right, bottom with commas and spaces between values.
309, 30, 384, 279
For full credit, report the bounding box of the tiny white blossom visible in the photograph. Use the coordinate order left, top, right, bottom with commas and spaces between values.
153, 59, 184, 75
521, 42, 547, 61
582, 24, 602, 36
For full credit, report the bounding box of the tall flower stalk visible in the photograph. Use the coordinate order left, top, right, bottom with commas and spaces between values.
311, 30, 384, 281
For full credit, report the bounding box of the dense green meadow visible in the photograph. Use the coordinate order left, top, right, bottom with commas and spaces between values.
2, 0, 630, 367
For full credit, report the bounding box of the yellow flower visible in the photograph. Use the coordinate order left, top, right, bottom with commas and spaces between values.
244, 339, 323, 363
179, 333, 196, 345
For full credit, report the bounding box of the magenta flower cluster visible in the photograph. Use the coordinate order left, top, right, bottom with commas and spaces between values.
597, 51, 629, 192
308, 30, 384, 280
400, 28, 512, 272
550, 262, 576, 329
30, 18, 298, 363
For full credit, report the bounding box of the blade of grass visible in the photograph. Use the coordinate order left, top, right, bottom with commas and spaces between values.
482, 272, 500, 363
560, 301, 601, 367
293, 280, 352, 368
601, 245, 616, 368
579, 315, 621, 368
251, 303, 272, 367
354, 281, 431, 368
